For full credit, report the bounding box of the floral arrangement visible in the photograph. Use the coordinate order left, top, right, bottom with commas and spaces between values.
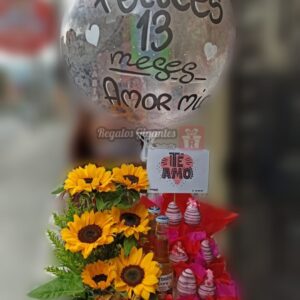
29, 163, 160, 300
28, 164, 240, 300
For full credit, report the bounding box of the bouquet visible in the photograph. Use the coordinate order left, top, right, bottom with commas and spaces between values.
29, 163, 160, 300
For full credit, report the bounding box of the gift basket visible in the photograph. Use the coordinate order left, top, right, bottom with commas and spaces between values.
28, 163, 239, 300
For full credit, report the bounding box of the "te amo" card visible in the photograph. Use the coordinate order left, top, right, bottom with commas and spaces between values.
147, 148, 209, 194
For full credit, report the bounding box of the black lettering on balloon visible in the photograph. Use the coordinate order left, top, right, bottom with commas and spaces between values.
103, 76, 174, 111
140, 0, 155, 8
180, 62, 196, 84
121, 90, 141, 107
136, 10, 151, 51
110, 51, 134, 66
117, 0, 138, 13
158, 94, 172, 111
103, 77, 121, 105
178, 94, 199, 111
165, 60, 182, 71
192, 93, 211, 110
209, 0, 223, 24
157, 0, 171, 9
153, 57, 169, 81
151, 10, 173, 52
171, 0, 190, 11
135, 56, 152, 69
165, 60, 184, 80
97, 0, 224, 52
104, 76, 208, 112
96, 0, 224, 25
142, 94, 157, 110
109, 50, 206, 84
191, 0, 210, 18
94, 0, 111, 12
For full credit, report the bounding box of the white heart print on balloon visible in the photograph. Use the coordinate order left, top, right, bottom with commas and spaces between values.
204, 42, 218, 61
85, 24, 100, 47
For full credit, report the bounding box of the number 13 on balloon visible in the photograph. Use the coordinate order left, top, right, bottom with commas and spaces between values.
95, 0, 224, 52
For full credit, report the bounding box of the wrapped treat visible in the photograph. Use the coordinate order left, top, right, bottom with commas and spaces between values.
165, 201, 182, 226
184, 198, 201, 226
177, 268, 197, 296
169, 241, 189, 263
198, 270, 216, 299
201, 239, 214, 264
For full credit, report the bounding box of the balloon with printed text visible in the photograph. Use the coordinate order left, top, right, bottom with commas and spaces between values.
62, 0, 235, 127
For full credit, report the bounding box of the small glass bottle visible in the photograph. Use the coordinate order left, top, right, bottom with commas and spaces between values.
142, 206, 161, 253
154, 216, 173, 300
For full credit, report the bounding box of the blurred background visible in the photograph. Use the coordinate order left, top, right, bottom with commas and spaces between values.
0, 0, 299, 300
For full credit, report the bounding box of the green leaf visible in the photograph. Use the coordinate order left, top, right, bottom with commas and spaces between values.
52, 213, 67, 229
51, 185, 64, 195
112, 193, 123, 207
47, 230, 85, 273
47, 230, 63, 249
129, 190, 140, 203
28, 274, 84, 299
124, 236, 137, 256
115, 201, 132, 209
96, 194, 106, 211
45, 266, 68, 277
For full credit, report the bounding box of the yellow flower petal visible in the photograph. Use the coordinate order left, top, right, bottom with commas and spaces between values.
115, 247, 160, 300
64, 164, 116, 195
61, 211, 116, 259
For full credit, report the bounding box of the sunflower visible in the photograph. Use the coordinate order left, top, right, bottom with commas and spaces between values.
112, 204, 150, 239
115, 247, 160, 300
82, 260, 116, 290
112, 164, 148, 192
61, 211, 117, 258
64, 164, 115, 196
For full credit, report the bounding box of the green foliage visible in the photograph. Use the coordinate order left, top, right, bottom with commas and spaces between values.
123, 189, 140, 207
32, 173, 147, 300
28, 273, 84, 299
95, 190, 123, 211
47, 230, 85, 274
53, 199, 81, 229
51, 185, 64, 195
45, 266, 68, 277
124, 236, 138, 256
85, 235, 123, 264
77, 192, 96, 212
96, 188, 140, 211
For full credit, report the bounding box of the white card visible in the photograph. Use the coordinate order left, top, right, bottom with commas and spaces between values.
147, 148, 209, 194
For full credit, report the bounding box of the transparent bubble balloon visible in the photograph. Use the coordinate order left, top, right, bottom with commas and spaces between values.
61, 0, 235, 128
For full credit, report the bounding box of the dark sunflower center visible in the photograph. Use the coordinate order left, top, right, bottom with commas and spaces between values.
121, 213, 141, 227
121, 266, 145, 287
92, 274, 108, 284
124, 175, 139, 184
78, 225, 102, 243
85, 178, 93, 184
